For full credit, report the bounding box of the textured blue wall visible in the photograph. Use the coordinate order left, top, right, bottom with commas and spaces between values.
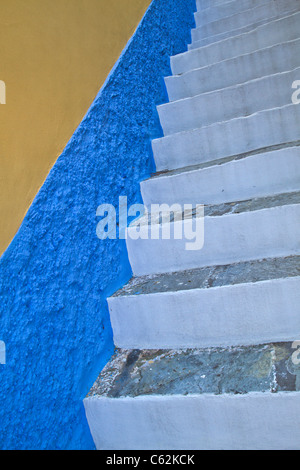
0, 0, 195, 450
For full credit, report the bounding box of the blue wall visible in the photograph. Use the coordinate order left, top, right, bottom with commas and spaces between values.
0, 0, 195, 450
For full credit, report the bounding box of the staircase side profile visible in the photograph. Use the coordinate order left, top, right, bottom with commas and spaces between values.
84, 0, 300, 450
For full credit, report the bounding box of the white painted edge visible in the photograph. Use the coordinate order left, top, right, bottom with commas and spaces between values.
84, 391, 300, 450
126, 203, 300, 276
108, 276, 300, 349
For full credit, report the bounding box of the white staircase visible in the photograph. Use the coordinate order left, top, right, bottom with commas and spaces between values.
84, 0, 300, 450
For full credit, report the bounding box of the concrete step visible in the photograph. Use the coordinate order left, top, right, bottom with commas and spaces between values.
197, 0, 243, 11
152, 104, 300, 172
85, 0, 300, 451
190, 16, 289, 49
159, 68, 299, 136
109, 256, 300, 349
194, 0, 299, 29
141, 147, 300, 207
171, 11, 300, 75
126, 191, 300, 276
197, 0, 277, 24
166, 39, 300, 102
190, 11, 299, 52
84, 344, 300, 450
193, 0, 300, 42
193, 3, 300, 48
193, 18, 267, 45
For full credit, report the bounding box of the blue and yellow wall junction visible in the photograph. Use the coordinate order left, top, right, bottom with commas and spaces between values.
0, 0, 196, 449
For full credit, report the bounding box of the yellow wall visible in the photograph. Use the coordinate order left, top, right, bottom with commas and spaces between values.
0, 0, 151, 255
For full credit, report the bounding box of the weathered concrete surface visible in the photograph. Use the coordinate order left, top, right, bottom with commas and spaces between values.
87, 343, 300, 398
166, 39, 300, 102
141, 148, 300, 207
193, 0, 300, 42
152, 105, 300, 172
113, 255, 300, 297
172, 12, 300, 73
189, 11, 300, 51
159, 68, 300, 136
196, 0, 276, 25
126, 199, 300, 275
194, 0, 300, 30
153, 143, 300, 179
196, 0, 269, 12
128, 191, 300, 229
84, 345, 300, 449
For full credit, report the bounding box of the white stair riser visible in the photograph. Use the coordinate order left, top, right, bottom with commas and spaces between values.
189, 11, 299, 51
193, 0, 300, 39
195, 0, 299, 29
109, 277, 300, 349
159, 68, 299, 136
86, 0, 300, 450
193, 7, 300, 47
190, 19, 288, 50
193, 19, 265, 45
197, 0, 236, 11
152, 104, 300, 172
126, 204, 300, 276
166, 39, 300, 102
84, 393, 300, 450
198, 0, 276, 24
141, 148, 300, 207
171, 12, 300, 74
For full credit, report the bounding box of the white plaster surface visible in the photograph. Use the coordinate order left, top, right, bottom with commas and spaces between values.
193, 0, 300, 40
159, 68, 300, 136
197, 0, 277, 24
141, 147, 300, 207
194, 0, 299, 30
126, 204, 300, 275
172, 12, 300, 74
166, 39, 300, 102
109, 277, 300, 348
0, 341, 5, 365
152, 104, 300, 171
84, 392, 300, 450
